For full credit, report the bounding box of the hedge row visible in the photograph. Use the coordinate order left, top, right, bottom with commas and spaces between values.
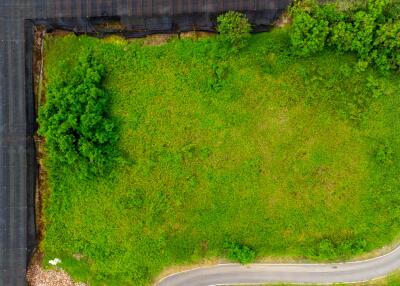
290, 0, 400, 72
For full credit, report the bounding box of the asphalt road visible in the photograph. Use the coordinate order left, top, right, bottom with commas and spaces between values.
155, 245, 400, 286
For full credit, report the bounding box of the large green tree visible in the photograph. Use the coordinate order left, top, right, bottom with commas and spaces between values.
38, 53, 118, 177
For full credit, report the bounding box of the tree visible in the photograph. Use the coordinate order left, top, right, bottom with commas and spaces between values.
217, 11, 252, 50
38, 52, 118, 178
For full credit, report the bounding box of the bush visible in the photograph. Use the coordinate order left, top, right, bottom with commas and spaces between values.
330, 20, 354, 52
375, 140, 395, 165
38, 52, 118, 177
208, 62, 229, 91
224, 241, 256, 264
217, 11, 252, 50
374, 20, 400, 72
310, 238, 367, 259
290, 9, 330, 56
290, 0, 400, 71
316, 239, 336, 258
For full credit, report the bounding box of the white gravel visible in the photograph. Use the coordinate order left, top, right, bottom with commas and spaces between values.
27, 261, 87, 286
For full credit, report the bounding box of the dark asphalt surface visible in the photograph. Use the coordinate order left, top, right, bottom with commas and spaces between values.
2, 2, 400, 286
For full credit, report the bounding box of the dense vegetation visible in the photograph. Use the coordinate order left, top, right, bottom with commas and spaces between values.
217, 11, 252, 50
290, 0, 400, 72
40, 7, 400, 286
225, 241, 256, 264
38, 53, 118, 177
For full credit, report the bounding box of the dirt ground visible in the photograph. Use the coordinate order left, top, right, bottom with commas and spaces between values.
27, 253, 87, 286
30, 27, 83, 286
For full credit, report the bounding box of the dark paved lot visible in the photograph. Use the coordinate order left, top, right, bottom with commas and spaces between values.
0, 1, 290, 285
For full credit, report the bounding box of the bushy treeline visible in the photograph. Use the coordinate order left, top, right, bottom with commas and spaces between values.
38, 53, 118, 177
290, 0, 400, 72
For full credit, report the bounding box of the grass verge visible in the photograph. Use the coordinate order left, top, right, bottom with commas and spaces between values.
41, 28, 400, 286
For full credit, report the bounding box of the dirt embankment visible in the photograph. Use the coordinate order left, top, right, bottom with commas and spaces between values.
29, 27, 87, 286
27, 253, 86, 286
32, 26, 46, 245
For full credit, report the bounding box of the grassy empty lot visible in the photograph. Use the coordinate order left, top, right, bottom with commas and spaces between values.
41, 28, 400, 285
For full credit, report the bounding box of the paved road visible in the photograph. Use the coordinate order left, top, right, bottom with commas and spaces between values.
155, 245, 400, 286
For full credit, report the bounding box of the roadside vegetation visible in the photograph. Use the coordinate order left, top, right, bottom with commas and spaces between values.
40, 1, 400, 285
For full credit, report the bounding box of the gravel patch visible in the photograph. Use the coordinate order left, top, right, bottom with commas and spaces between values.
27, 253, 87, 286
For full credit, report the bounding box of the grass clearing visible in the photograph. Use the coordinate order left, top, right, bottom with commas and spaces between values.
41, 28, 400, 286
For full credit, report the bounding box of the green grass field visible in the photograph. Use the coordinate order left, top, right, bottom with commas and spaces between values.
41, 28, 400, 285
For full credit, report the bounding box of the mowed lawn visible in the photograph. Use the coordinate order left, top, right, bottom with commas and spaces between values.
42, 29, 400, 286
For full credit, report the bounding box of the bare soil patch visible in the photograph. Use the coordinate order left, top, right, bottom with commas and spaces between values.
27, 253, 86, 286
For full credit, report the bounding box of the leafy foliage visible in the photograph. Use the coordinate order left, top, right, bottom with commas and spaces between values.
225, 242, 256, 264
310, 238, 367, 259
38, 53, 118, 177
375, 140, 395, 165
290, 0, 400, 71
217, 11, 252, 50
290, 6, 330, 56
208, 62, 229, 91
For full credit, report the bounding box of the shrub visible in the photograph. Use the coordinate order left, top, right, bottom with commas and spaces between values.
310, 238, 367, 259
208, 62, 229, 91
217, 11, 252, 50
290, 7, 330, 56
224, 241, 256, 264
38, 52, 118, 177
316, 239, 336, 258
290, 0, 400, 71
375, 140, 395, 165
330, 20, 354, 52
374, 20, 400, 72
